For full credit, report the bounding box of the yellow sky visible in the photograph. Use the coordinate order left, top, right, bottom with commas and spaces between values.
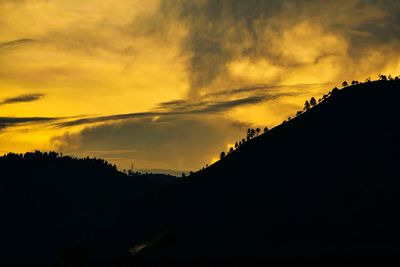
1, 0, 399, 172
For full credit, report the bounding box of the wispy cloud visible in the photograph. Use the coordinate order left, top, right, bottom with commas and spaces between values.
0, 38, 36, 51
56, 90, 292, 128
0, 116, 56, 130
0, 93, 44, 105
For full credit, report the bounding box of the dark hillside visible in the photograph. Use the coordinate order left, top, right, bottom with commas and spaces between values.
2, 80, 400, 266
0, 152, 177, 266
142, 80, 400, 264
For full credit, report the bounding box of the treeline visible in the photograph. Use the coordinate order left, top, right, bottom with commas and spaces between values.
1, 151, 176, 180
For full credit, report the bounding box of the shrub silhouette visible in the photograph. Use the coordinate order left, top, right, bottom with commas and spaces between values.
342, 81, 348, 87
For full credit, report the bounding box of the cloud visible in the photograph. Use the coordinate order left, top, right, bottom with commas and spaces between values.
156, 0, 400, 96
0, 93, 44, 105
0, 38, 36, 51
55, 83, 301, 128
52, 116, 247, 171
0, 116, 56, 130
55, 96, 264, 128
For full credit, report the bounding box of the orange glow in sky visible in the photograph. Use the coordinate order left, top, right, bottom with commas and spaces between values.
1, 0, 400, 173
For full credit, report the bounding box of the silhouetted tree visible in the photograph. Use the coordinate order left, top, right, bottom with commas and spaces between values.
351, 80, 359, 85
379, 74, 387, 80
235, 142, 238, 148
242, 138, 246, 143
182, 173, 186, 178
251, 128, 256, 138
256, 128, 260, 136
342, 81, 348, 87
263, 127, 269, 133
310, 97, 317, 107
365, 77, 371, 82
304, 100, 310, 110
220, 151, 226, 159
246, 129, 251, 140
388, 74, 394, 80
296, 111, 303, 116
331, 87, 340, 95
229, 147, 234, 154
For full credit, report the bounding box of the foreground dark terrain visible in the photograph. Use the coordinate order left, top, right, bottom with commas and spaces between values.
1, 79, 400, 265
0, 154, 177, 266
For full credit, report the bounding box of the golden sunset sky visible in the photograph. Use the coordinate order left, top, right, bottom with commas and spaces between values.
1, 0, 399, 173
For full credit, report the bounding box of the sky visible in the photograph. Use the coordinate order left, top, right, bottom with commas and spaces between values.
1, 0, 400, 174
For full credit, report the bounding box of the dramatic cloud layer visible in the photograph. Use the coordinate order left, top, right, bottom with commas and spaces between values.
0, 0, 399, 172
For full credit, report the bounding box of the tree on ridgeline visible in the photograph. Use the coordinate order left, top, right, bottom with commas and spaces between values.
229, 147, 234, 154
256, 128, 260, 136
379, 74, 387, 81
235, 142, 238, 148
220, 151, 226, 159
304, 100, 310, 111
342, 81, 348, 87
310, 97, 317, 107
263, 126, 269, 133
351, 80, 359, 85
331, 87, 340, 95
251, 128, 256, 138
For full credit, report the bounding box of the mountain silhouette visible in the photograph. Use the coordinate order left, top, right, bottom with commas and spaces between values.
0, 152, 177, 266
136, 79, 400, 265
1, 79, 400, 266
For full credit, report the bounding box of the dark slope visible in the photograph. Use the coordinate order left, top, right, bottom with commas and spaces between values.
141, 80, 400, 264
0, 153, 177, 266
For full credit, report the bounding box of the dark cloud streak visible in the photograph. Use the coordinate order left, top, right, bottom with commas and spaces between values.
0, 116, 56, 130
0, 38, 36, 51
56, 91, 292, 128
0, 93, 44, 105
